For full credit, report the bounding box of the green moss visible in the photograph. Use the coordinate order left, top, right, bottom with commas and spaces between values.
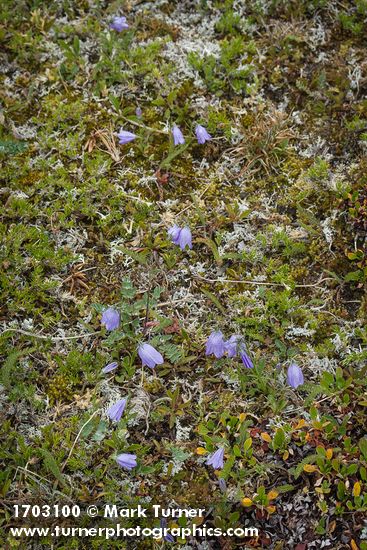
47, 373, 73, 404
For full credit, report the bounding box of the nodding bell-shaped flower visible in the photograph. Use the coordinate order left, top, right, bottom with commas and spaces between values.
205, 331, 225, 359
138, 343, 164, 369
102, 361, 118, 374
160, 519, 175, 542
101, 308, 120, 331
195, 124, 211, 144
240, 350, 254, 369
206, 447, 225, 469
117, 129, 136, 144
168, 225, 192, 251
224, 334, 241, 358
110, 16, 129, 32
287, 363, 304, 389
172, 125, 185, 146
107, 398, 127, 422
116, 453, 137, 470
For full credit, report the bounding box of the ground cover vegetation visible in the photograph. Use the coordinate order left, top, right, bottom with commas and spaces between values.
0, 0, 367, 548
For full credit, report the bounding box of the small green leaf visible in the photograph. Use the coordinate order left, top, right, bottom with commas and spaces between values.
243, 437, 253, 453
169, 446, 191, 463
359, 437, 367, 460
221, 455, 235, 478
196, 237, 222, 265
91, 420, 109, 442
160, 141, 191, 169
272, 428, 286, 451
38, 449, 66, 487
233, 445, 241, 457
201, 288, 226, 314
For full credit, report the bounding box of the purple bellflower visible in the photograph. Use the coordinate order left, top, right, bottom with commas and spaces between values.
102, 361, 118, 374
172, 125, 185, 145
164, 533, 175, 543
224, 334, 241, 358
116, 453, 137, 470
240, 350, 254, 369
168, 225, 192, 250
168, 224, 180, 242
206, 447, 225, 469
206, 331, 225, 359
101, 307, 120, 331
287, 363, 304, 389
225, 335, 254, 368
110, 16, 129, 32
160, 518, 175, 543
136, 106, 142, 118
107, 398, 127, 422
195, 124, 211, 144
138, 343, 164, 369
117, 129, 136, 144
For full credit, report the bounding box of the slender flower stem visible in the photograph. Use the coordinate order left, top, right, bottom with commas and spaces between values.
62, 409, 101, 472
141, 282, 151, 387
177, 183, 212, 215
120, 116, 167, 135
142, 287, 151, 338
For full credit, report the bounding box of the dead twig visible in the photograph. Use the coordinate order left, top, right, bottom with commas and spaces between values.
1, 328, 101, 341
194, 274, 336, 291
